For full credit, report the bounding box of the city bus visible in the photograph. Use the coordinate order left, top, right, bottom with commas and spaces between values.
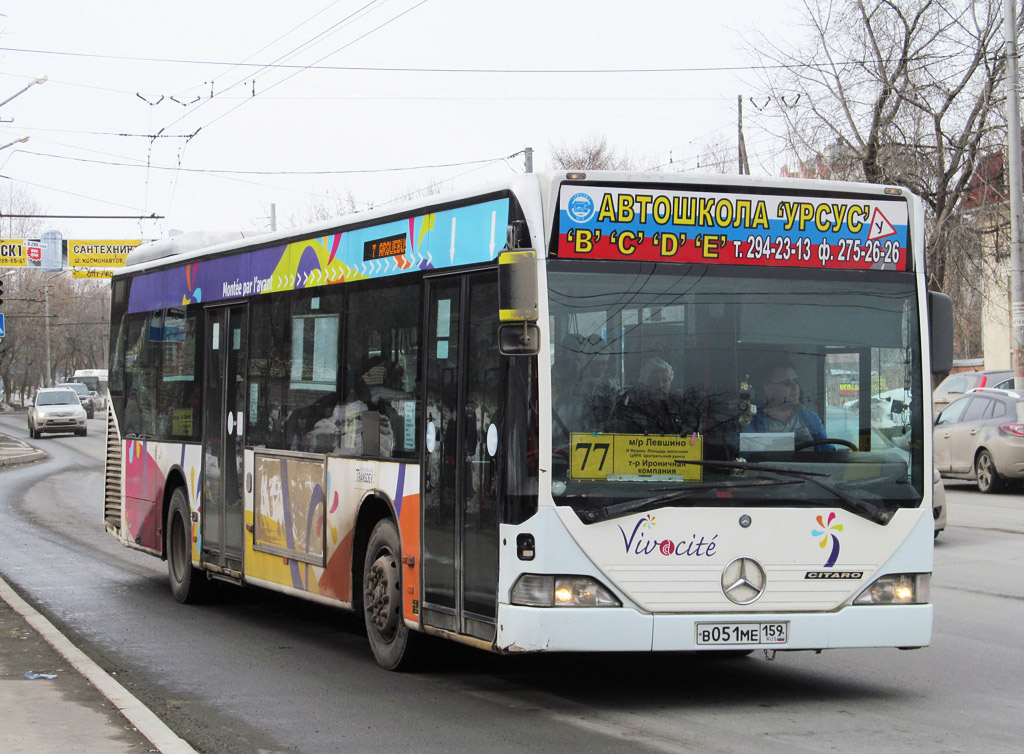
103, 171, 952, 670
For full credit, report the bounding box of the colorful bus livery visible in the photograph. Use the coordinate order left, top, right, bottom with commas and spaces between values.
558, 185, 910, 270
104, 171, 951, 670
124, 198, 509, 314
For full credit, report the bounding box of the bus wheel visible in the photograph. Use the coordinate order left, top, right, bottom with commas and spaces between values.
363, 519, 418, 670
167, 487, 207, 604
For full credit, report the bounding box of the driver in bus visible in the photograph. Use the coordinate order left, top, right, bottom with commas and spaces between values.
744, 357, 833, 450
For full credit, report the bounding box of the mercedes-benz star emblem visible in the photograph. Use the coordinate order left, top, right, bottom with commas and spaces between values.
721, 557, 767, 605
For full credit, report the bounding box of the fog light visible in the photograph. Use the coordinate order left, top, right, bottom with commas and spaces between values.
511, 574, 621, 607
854, 573, 930, 605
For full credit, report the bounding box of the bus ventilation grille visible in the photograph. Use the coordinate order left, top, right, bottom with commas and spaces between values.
103, 407, 122, 531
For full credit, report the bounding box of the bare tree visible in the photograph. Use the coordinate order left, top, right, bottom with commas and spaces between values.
749, 0, 1015, 296
550, 135, 636, 171
0, 185, 47, 403
289, 189, 362, 228
0, 183, 44, 238
695, 136, 735, 174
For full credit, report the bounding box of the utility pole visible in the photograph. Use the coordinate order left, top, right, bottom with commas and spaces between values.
270, 203, 277, 232
737, 95, 750, 175
1005, 0, 1024, 388
44, 281, 52, 387
524, 147, 533, 174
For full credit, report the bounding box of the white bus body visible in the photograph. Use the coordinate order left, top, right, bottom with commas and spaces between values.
103, 172, 944, 668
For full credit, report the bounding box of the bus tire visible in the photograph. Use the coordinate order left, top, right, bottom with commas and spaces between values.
167, 487, 207, 604
362, 518, 418, 670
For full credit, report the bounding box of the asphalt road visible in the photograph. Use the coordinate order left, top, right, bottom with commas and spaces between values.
0, 411, 1022, 754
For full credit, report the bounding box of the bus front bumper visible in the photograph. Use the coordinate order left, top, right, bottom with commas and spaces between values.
495, 604, 932, 653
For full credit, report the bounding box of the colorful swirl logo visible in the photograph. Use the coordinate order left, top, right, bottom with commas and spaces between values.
640, 514, 656, 529
812, 512, 843, 567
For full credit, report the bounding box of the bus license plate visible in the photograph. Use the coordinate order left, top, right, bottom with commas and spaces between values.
695, 622, 788, 645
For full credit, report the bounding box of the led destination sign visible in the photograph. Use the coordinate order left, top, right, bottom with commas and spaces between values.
557, 185, 911, 271
363, 233, 407, 261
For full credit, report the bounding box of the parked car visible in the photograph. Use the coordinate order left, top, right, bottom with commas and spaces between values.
56, 381, 95, 418
28, 387, 88, 438
932, 370, 1012, 415
934, 387, 1024, 493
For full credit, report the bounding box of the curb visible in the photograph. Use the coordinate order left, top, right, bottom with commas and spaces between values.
0, 432, 46, 468
0, 576, 199, 754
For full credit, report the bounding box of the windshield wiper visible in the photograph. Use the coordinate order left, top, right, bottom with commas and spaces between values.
579, 477, 801, 523
680, 459, 896, 525
576, 459, 896, 526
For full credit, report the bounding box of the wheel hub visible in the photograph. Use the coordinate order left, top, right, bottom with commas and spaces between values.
366, 553, 399, 636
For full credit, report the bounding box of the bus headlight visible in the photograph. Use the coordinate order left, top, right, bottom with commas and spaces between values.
853, 573, 930, 605
511, 575, 621, 607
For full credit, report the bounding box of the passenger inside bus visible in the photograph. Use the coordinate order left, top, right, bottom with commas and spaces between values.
611, 357, 694, 435
288, 357, 402, 457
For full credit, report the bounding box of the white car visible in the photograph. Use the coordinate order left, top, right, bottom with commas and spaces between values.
28, 387, 88, 438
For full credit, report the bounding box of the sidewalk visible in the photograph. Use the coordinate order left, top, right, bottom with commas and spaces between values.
0, 431, 198, 753
0, 593, 156, 753
0, 576, 201, 754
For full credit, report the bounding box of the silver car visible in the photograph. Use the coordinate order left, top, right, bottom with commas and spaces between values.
934, 387, 1024, 493
932, 370, 1012, 415
27, 387, 88, 438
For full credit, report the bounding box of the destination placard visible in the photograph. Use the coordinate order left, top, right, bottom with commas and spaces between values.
570, 432, 703, 482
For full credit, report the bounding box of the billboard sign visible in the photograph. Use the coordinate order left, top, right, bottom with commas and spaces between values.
0, 240, 28, 267
68, 239, 144, 267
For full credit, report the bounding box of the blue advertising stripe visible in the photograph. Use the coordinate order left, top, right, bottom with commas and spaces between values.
127, 199, 509, 314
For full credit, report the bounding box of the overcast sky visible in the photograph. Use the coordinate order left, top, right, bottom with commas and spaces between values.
0, 0, 800, 241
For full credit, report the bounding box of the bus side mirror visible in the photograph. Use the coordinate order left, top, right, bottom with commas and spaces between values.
498, 248, 539, 355
928, 291, 953, 374
498, 249, 538, 323
499, 323, 541, 355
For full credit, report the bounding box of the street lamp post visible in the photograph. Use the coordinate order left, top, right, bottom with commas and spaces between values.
0, 135, 29, 152
0, 75, 47, 109
42, 270, 64, 387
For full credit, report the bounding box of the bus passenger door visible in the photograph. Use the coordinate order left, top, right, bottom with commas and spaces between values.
201, 305, 248, 575
422, 272, 502, 642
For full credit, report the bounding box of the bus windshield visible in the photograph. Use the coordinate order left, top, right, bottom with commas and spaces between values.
548, 260, 924, 521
